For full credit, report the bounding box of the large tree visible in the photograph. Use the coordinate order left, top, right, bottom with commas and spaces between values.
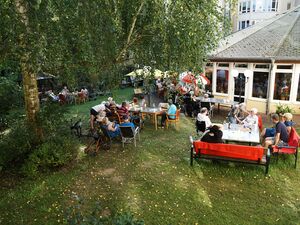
0, 0, 227, 129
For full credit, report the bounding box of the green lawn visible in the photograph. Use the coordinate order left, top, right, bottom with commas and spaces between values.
1, 88, 300, 224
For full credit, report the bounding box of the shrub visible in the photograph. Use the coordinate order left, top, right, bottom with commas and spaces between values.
21, 136, 78, 176
0, 119, 36, 170
0, 77, 23, 130
275, 103, 294, 116
0, 102, 80, 176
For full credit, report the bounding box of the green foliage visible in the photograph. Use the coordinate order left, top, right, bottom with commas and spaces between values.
0, 77, 22, 117
275, 103, 294, 116
0, 102, 79, 176
0, 0, 227, 90
21, 136, 78, 177
64, 196, 144, 225
0, 119, 36, 169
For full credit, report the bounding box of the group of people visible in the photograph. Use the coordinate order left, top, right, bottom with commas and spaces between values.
196, 102, 294, 148
41, 86, 89, 104
89, 95, 180, 138
90, 97, 139, 138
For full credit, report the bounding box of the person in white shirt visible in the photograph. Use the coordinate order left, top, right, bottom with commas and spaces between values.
197, 107, 212, 128
241, 108, 258, 127
90, 103, 106, 130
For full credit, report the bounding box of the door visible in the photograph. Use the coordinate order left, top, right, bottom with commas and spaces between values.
234, 73, 246, 103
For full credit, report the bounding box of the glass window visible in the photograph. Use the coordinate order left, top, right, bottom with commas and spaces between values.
235, 63, 248, 68
273, 73, 292, 101
271, 0, 278, 11
218, 63, 229, 67
277, 65, 293, 70
287, 3, 291, 10
252, 71, 269, 98
216, 69, 229, 94
255, 64, 270, 69
297, 74, 300, 101
242, 2, 247, 13
252, 0, 256, 12
205, 68, 213, 92
241, 21, 246, 29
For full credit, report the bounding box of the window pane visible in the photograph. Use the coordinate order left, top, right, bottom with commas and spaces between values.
277, 65, 293, 70
297, 74, 300, 101
273, 73, 292, 101
205, 68, 213, 92
252, 71, 269, 98
216, 69, 229, 94
253, 0, 256, 12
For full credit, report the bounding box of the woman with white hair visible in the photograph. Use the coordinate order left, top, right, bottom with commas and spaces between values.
241, 108, 258, 126
282, 112, 294, 135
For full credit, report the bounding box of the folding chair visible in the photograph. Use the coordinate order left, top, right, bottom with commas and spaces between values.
119, 126, 140, 148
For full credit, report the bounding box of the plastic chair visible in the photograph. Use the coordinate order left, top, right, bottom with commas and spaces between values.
119, 126, 140, 148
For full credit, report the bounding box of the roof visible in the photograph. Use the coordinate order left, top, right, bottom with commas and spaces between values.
209, 6, 300, 63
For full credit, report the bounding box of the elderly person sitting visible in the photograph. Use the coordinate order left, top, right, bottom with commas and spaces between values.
102, 117, 121, 138
240, 108, 258, 127
282, 112, 294, 135
196, 107, 212, 133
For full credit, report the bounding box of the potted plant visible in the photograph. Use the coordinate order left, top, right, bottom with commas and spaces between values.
275, 103, 294, 117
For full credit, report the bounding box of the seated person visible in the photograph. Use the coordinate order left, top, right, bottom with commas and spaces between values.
47, 90, 59, 101
117, 102, 130, 119
196, 107, 212, 129
120, 116, 135, 129
141, 96, 146, 108
236, 103, 248, 122
90, 102, 106, 130
240, 108, 258, 126
102, 117, 121, 138
283, 112, 294, 135
227, 104, 239, 124
160, 99, 177, 128
263, 114, 289, 147
201, 125, 223, 143
132, 97, 139, 106
261, 112, 294, 139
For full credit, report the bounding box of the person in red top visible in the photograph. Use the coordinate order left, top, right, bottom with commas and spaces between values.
117, 102, 129, 118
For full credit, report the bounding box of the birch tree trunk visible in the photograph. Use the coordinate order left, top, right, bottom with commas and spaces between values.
15, 0, 40, 133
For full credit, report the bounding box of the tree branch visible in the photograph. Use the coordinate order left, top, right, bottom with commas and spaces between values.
115, 0, 145, 62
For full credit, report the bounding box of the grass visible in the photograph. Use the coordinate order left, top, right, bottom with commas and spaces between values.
1, 88, 300, 224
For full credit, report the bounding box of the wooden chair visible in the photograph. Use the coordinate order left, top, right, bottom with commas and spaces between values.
108, 111, 122, 124
166, 109, 180, 128
58, 94, 67, 105
75, 92, 86, 104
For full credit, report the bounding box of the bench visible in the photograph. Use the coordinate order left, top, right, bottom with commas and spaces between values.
190, 137, 271, 174
271, 127, 299, 168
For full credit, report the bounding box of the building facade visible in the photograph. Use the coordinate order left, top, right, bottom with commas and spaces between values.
207, 6, 300, 114
230, 0, 300, 31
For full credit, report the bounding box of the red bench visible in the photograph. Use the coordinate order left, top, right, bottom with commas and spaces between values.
272, 127, 299, 168
190, 137, 271, 174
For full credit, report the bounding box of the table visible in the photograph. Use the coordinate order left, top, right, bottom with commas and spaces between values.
222, 123, 260, 145
129, 107, 162, 130
195, 97, 238, 112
